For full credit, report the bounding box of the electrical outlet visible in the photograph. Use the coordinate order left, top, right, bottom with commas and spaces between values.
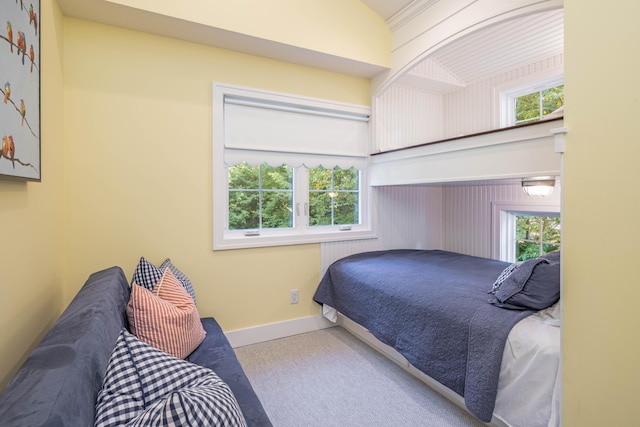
290, 289, 299, 304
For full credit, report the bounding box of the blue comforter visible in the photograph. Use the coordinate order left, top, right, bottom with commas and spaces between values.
313, 250, 534, 422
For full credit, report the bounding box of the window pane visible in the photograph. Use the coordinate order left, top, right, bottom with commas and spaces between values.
516, 216, 531, 240
334, 193, 359, 225
229, 162, 258, 189
333, 167, 359, 190
542, 217, 561, 242
229, 190, 259, 229
262, 191, 293, 228
309, 166, 360, 227
516, 241, 540, 261
515, 93, 540, 123
262, 164, 292, 190
309, 192, 332, 226
309, 167, 332, 191
228, 162, 293, 230
514, 214, 561, 261
542, 85, 564, 117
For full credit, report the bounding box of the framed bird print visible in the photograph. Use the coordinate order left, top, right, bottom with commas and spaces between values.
0, 0, 40, 181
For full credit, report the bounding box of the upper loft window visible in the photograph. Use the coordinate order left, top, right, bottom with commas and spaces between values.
499, 75, 564, 127
213, 83, 374, 250
514, 85, 564, 126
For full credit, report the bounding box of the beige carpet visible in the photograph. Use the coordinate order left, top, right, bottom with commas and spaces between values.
234, 326, 486, 427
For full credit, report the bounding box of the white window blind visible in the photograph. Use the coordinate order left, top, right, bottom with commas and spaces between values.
223, 94, 369, 169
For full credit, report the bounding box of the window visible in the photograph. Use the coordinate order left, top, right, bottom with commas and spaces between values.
309, 166, 359, 227
228, 163, 294, 230
492, 202, 560, 262
213, 83, 374, 250
498, 73, 564, 128
514, 85, 564, 125
515, 215, 561, 261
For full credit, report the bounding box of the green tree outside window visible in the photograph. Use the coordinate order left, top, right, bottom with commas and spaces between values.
516, 215, 561, 261
515, 85, 564, 125
228, 162, 293, 230
309, 166, 359, 226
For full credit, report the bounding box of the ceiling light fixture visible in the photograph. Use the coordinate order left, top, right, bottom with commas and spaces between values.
521, 176, 556, 197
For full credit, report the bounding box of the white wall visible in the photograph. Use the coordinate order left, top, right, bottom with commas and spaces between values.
321, 179, 561, 272
372, 53, 564, 153
445, 54, 564, 137
441, 180, 561, 258
320, 185, 443, 273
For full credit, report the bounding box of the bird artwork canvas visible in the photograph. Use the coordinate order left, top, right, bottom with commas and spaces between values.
0, 0, 40, 181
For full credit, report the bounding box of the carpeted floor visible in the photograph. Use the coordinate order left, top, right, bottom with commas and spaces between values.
234, 326, 486, 427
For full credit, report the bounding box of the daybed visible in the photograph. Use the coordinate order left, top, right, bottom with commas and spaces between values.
0, 265, 272, 426
314, 249, 561, 427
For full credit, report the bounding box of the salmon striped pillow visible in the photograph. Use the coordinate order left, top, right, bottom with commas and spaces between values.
127, 269, 206, 359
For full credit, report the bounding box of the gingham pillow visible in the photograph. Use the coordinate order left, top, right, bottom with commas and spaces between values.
131, 256, 162, 291
160, 258, 197, 304
489, 262, 521, 294
128, 269, 205, 358
95, 329, 247, 427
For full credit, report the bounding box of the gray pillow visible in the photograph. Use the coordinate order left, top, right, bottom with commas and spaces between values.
540, 249, 561, 263
490, 257, 560, 311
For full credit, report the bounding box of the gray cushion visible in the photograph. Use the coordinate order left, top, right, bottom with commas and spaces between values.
0, 267, 130, 427
540, 249, 561, 263
490, 257, 560, 310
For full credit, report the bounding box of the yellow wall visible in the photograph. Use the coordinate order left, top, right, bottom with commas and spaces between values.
9, 5, 639, 425
0, 0, 66, 389
563, 0, 640, 425
62, 18, 371, 333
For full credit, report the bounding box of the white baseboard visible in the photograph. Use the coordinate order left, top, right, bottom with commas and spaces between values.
225, 314, 336, 348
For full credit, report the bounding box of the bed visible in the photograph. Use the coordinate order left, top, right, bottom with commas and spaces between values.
313, 249, 561, 427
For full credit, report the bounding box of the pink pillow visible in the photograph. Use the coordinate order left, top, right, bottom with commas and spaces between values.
127, 269, 206, 358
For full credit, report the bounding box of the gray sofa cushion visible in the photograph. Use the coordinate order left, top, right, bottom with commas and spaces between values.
0, 267, 130, 427
189, 318, 273, 426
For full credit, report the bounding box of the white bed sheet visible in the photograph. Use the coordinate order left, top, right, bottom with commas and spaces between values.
321, 303, 561, 427
493, 303, 561, 427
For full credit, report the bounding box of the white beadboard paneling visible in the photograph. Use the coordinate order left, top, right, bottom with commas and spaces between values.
445, 53, 563, 136
321, 179, 561, 275
432, 9, 564, 85
373, 85, 444, 153
442, 179, 561, 258
373, 7, 564, 153
320, 185, 443, 274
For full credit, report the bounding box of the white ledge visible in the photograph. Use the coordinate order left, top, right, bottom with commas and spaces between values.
370, 119, 564, 186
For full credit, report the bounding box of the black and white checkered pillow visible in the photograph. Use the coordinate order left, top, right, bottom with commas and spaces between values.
131, 257, 163, 291
489, 262, 522, 294
160, 258, 197, 304
95, 330, 247, 427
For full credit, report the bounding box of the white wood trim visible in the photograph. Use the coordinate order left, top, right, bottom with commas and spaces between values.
370, 119, 563, 186
225, 314, 336, 348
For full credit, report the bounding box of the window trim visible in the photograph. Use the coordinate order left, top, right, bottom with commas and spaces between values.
491, 201, 560, 262
213, 83, 376, 250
